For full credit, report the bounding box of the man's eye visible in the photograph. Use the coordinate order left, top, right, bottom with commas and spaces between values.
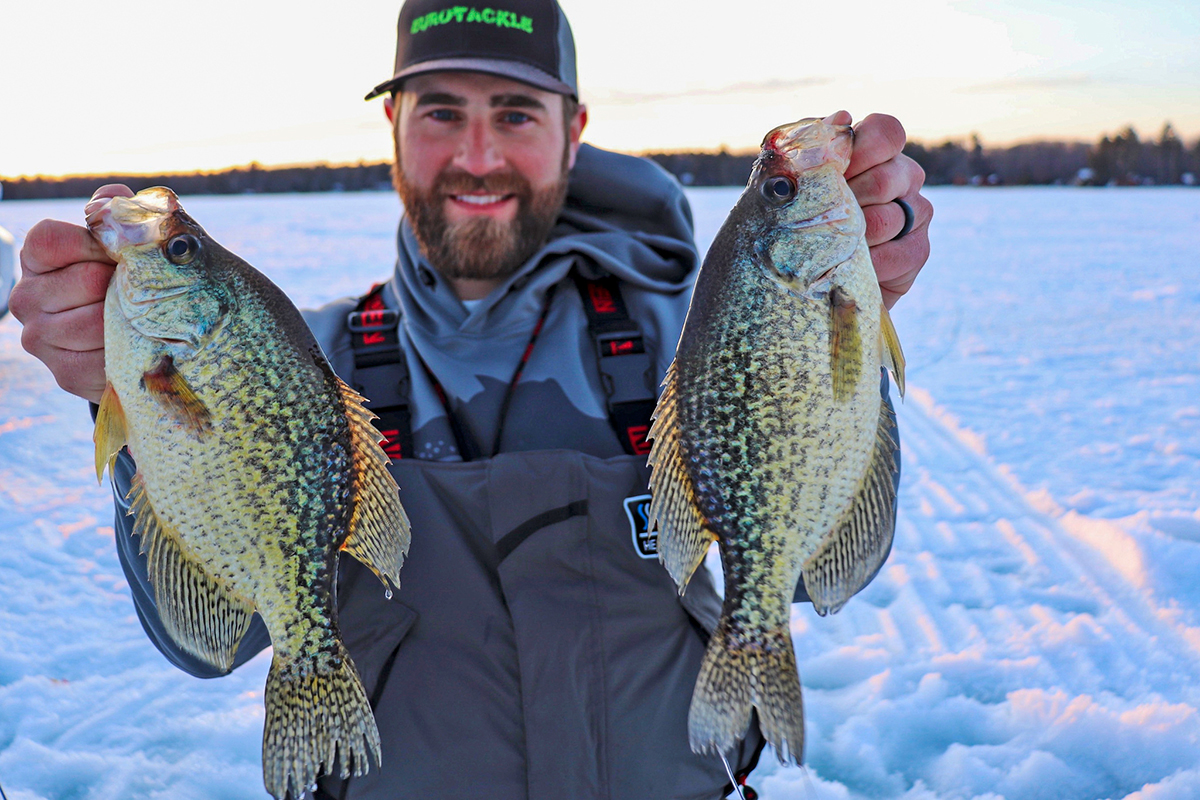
500, 111, 532, 125
429, 109, 459, 122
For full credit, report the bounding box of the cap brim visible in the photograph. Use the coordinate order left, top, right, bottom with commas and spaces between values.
365, 57, 575, 101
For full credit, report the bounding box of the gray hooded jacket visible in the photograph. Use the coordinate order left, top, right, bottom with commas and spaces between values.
111, 145, 771, 799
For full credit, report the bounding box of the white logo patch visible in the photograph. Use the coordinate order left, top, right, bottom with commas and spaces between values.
623, 494, 657, 559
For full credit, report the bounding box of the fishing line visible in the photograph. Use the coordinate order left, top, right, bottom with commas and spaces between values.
719, 751, 746, 800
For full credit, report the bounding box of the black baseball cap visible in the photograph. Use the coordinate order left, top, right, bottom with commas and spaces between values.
365, 0, 578, 101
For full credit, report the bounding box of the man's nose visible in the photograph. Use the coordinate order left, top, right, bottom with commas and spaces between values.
452, 119, 506, 176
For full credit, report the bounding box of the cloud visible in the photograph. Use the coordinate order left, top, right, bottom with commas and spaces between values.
589, 77, 834, 105
962, 74, 1103, 93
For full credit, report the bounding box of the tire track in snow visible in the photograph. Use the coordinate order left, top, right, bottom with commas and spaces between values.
896, 386, 1200, 689
754, 384, 1200, 799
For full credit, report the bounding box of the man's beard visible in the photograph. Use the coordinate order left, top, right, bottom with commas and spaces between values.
393, 149, 569, 283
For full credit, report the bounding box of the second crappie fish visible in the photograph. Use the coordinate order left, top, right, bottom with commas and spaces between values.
648, 119, 905, 762
87, 187, 410, 799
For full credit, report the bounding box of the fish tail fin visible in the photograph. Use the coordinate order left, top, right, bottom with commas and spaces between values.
262, 645, 381, 800
689, 620, 804, 765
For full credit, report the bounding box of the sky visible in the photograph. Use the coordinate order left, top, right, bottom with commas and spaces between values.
1, 0, 1198, 178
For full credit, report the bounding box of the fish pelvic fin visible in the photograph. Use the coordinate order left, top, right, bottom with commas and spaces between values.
802, 396, 900, 615
94, 382, 128, 483
128, 473, 254, 672
880, 303, 906, 398
689, 620, 804, 765
141, 354, 213, 437
337, 378, 410, 592
263, 644, 381, 800
647, 361, 717, 593
830, 286, 863, 403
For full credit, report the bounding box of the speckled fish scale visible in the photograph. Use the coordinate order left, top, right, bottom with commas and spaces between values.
648, 119, 906, 764
88, 187, 410, 799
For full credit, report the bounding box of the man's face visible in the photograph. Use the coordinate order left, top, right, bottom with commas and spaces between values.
388, 72, 585, 283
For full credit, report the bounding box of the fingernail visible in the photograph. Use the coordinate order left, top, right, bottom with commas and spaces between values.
84, 197, 111, 219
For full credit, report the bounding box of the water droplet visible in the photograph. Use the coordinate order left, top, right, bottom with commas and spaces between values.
385, 588, 393, 600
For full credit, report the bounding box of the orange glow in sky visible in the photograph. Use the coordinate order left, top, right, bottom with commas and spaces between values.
2, 0, 1197, 178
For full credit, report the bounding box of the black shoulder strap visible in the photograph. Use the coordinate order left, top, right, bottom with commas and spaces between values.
571, 272, 657, 456
348, 283, 413, 460
350, 275, 658, 460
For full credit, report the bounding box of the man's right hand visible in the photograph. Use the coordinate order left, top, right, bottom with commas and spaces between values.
9, 185, 134, 404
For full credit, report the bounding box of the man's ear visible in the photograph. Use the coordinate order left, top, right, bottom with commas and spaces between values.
384, 94, 396, 124
566, 104, 588, 171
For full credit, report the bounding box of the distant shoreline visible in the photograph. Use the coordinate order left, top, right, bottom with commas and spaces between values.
3, 129, 1197, 199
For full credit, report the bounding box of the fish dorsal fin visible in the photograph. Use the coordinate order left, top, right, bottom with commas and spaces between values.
801, 396, 901, 616
95, 382, 128, 483
337, 378, 410, 592
127, 472, 254, 671
647, 362, 718, 593
830, 286, 864, 403
880, 304, 906, 398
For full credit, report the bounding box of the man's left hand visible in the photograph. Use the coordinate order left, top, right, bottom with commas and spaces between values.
826, 111, 932, 309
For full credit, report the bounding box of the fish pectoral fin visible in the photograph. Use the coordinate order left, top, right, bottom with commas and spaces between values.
127, 473, 254, 672
880, 303, 906, 398
830, 286, 864, 403
802, 397, 900, 616
141, 354, 213, 437
647, 362, 717, 594
263, 645, 380, 800
94, 382, 128, 483
337, 378, 410, 592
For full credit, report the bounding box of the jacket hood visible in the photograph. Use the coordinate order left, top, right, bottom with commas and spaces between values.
389, 144, 698, 338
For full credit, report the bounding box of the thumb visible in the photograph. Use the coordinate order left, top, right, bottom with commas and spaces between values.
84, 184, 136, 218
823, 110, 853, 127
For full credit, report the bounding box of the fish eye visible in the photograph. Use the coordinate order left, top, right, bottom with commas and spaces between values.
164, 234, 199, 265
761, 175, 797, 205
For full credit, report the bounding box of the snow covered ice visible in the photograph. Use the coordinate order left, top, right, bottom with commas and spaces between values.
1, 185, 1199, 799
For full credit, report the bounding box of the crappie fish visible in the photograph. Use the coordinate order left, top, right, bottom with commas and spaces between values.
647, 119, 905, 762
87, 187, 410, 799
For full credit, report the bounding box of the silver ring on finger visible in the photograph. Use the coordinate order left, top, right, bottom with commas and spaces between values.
891, 198, 915, 241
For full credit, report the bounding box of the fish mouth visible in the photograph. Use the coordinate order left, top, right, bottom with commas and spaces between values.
86, 187, 179, 259
784, 207, 852, 231
122, 286, 194, 306
762, 118, 854, 174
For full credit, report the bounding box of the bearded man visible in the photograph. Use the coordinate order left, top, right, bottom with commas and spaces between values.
11, 0, 931, 796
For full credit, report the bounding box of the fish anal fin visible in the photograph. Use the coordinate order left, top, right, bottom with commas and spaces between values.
336, 378, 410, 592
141, 354, 212, 437
880, 303, 906, 398
802, 397, 900, 616
830, 286, 863, 403
128, 473, 254, 671
94, 382, 128, 483
647, 362, 717, 593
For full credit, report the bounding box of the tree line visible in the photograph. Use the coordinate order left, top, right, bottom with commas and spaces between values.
656, 123, 1198, 188
3, 124, 1197, 200
0, 162, 395, 201
903, 124, 1199, 187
